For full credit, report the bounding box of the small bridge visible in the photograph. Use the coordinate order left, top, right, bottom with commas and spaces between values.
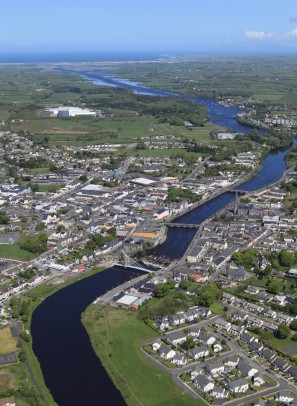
226, 189, 248, 194
115, 251, 153, 273
166, 223, 200, 229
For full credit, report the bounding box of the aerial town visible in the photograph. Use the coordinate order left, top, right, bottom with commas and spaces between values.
0, 101, 296, 406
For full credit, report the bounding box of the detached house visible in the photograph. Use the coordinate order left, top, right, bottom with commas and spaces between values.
187, 345, 209, 360
156, 317, 170, 331
158, 345, 176, 360
237, 359, 258, 377
276, 391, 296, 404
166, 330, 187, 346
224, 356, 239, 368
193, 375, 214, 392
172, 353, 187, 366
228, 377, 249, 393
198, 331, 216, 345
206, 360, 225, 376
211, 385, 229, 399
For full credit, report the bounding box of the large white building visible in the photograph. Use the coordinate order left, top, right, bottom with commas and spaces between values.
46, 106, 96, 117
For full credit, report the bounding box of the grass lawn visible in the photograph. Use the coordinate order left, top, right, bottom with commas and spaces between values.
0, 327, 18, 355
124, 148, 203, 158
0, 244, 36, 262
247, 276, 296, 294
266, 335, 296, 350
210, 302, 225, 315
82, 305, 205, 406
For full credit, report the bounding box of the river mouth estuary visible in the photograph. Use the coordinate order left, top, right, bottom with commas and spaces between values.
31, 68, 297, 405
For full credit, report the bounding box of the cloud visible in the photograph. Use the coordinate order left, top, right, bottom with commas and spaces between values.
290, 17, 297, 23
245, 31, 273, 40
285, 28, 297, 37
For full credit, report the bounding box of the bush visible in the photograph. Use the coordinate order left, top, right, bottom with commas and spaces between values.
275, 322, 291, 339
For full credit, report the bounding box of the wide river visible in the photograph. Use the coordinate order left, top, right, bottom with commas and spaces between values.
31, 68, 296, 405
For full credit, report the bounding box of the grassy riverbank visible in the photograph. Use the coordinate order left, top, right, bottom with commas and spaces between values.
5, 267, 106, 405
82, 305, 206, 406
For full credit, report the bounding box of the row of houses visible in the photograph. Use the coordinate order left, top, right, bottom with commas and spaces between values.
240, 331, 297, 382
155, 306, 212, 331
149, 327, 224, 367
223, 292, 295, 325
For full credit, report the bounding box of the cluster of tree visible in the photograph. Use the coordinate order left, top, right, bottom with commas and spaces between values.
18, 157, 48, 169
19, 268, 36, 280
84, 230, 115, 252
236, 123, 293, 148
85, 91, 208, 126
275, 322, 291, 339
250, 323, 292, 341
185, 142, 215, 154
266, 249, 297, 269
57, 207, 68, 215
27, 183, 62, 193
203, 163, 249, 177
281, 177, 297, 193
231, 248, 260, 270
154, 280, 175, 298
286, 146, 297, 166
19, 233, 48, 254
0, 210, 10, 224
79, 174, 88, 183
166, 187, 201, 204
197, 282, 221, 307
140, 289, 199, 321
35, 222, 46, 231
91, 178, 118, 188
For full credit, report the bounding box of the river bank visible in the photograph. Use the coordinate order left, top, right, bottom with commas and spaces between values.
82, 304, 206, 406
19, 267, 106, 406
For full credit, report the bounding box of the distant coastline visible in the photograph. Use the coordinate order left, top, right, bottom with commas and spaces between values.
0, 52, 177, 64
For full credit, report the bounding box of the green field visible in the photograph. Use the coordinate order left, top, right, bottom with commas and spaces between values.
0, 327, 18, 355
82, 305, 205, 406
0, 244, 37, 261
210, 302, 225, 315
247, 276, 297, 294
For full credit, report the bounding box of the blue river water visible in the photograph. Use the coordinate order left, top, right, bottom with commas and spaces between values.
31, 67, 297, 405
58, 67, 258, 133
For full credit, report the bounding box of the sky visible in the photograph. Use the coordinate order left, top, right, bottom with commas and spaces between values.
1, 0, 297, 56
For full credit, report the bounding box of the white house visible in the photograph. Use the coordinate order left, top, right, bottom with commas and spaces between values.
228, 377, 249, 393
206, 360, 225, 376
190, 366, 203, 380
211, 385, 229, 399
158, 345, 176, 360
214, 318, 231, 331
237, 359, 258, 377
252, 374, 265, 387
151, 339, 162, 351
194, 376, 214, 392
276, 390, 295, 404
198, 331, 216, 345
156, 317, 170, 331
166, 331, 187, 346
187, 345, 209, 360
212, 342, 223, 353
171, 353, 187, 366
224, 356, 239, 368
